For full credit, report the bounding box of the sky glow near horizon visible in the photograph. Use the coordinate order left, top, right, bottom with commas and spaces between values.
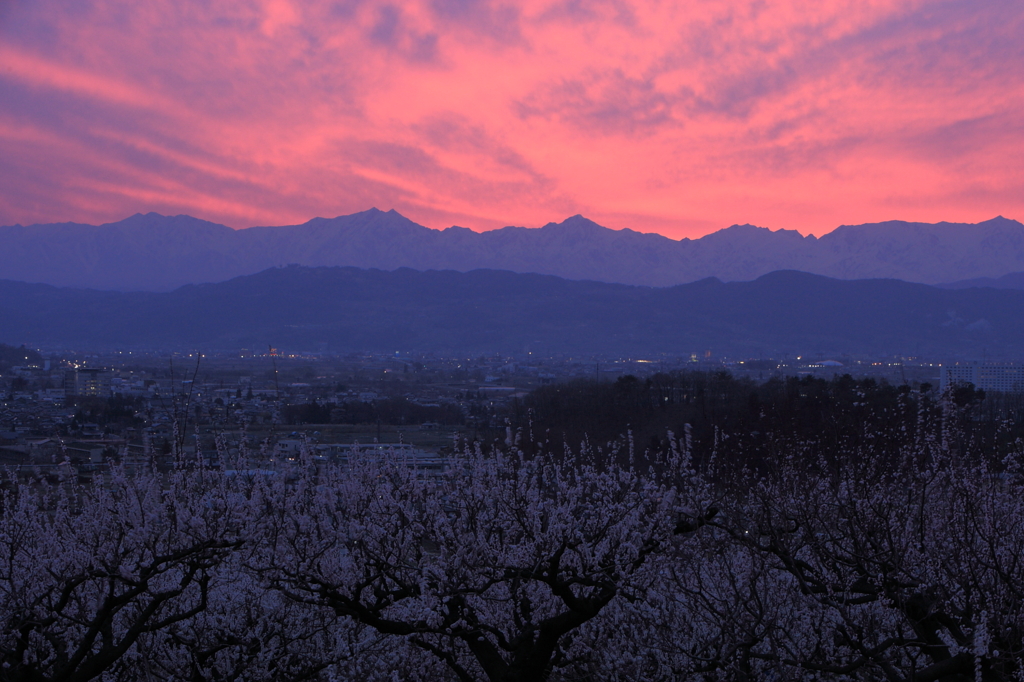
0, 1, 1021, 239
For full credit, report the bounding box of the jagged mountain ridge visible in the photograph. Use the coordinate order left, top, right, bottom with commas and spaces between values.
0, 266, 1020, 357
0, 209, 1021, 291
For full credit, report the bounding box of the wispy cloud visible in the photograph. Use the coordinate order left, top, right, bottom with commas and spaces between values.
0, 0, 1020, 237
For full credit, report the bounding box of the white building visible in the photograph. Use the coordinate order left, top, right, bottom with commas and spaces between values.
940, 362, 1024, 394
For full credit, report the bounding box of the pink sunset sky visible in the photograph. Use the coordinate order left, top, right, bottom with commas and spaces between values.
0, 0, 1021, 239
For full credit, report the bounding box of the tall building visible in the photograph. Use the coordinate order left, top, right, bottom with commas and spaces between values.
64, 368, 113, 397
940, 362, 1024, 394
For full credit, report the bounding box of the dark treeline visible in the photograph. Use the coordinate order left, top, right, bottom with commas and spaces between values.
517, 371, 1024, 467
0, 343, 43, 371
71, 395, 147, 431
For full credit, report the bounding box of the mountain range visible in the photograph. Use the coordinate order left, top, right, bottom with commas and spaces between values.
1, 266, 1020, 357
938, 272, 1024, 290
2, 210, 1023, 291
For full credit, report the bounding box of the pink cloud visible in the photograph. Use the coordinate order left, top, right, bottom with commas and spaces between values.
0, 0, 1021, 238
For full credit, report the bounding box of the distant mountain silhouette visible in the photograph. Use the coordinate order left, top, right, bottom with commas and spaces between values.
1, 266, 1020, 358
1, 210, 1022, 290
939, 272, 1024, 290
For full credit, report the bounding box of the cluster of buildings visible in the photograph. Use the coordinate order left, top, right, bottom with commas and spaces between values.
1, 349, 1022, 473
939, 362, 1024, 394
